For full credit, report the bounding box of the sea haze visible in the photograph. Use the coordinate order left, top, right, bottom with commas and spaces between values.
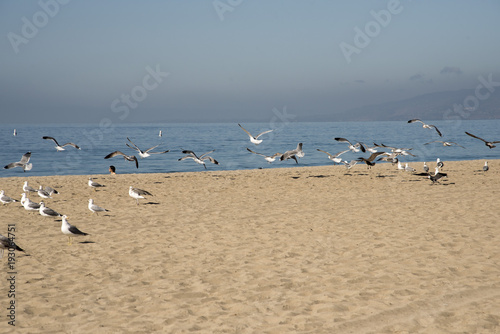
1, 120, 498, 177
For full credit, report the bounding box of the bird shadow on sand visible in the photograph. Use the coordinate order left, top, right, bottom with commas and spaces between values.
143, 202, 160, 205
307, 175, 332, 178
78, 241, 95, 244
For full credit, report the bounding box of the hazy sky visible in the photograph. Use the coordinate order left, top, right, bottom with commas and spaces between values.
1, 0, 499, 123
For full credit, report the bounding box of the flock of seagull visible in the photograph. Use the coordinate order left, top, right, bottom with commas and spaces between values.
1, 119, 497, 251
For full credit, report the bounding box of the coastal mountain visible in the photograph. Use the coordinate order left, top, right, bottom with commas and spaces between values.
307, 88, 500, 122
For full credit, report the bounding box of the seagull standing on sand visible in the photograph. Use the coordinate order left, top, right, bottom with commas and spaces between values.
37, 186, 52, 199
61, 215, 89, 245
4, 152, 32, 172
483, 161, 489, 172
404, 163, 416, 172
246, 148, 282, 163
42, 136, 81, 151
88, 177, 105, 191
88, 199, 109, 215
0, 234, 25, 257
126, 137, 169, 158
238, 123, 273, 145
334, 138, 366, 153
465, 132, 500, 149
39, 201, 62, 217
408, 119, 442, 137
178, 150, 219, 169
0, 190, 17, 205
280, 143, 304, 163
129, 186, 153, 205
104, 151, 139, 168
423, 162, 429, 173
22, 195, 41, 212
22, 181, 37, 193
436, 158, 444, 169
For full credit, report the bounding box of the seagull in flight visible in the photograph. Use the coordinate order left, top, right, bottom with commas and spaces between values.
356, 152, 385, 169
465, 131, 500, 149
238, 123, 273, 145
408, 119, 442, 137
424, 140, 464, 148
429, 172, 447, 184
126, 137, 169, 158
178, 150, 219, 169
316, 148, 350, 164
61, 215, 89, 245
42, 136, 81, 151
280, 143, 304, 163
104, 151, 139, 168
246, 148, 282, 163
334, 138, 366, 153
4, 152, 32, 172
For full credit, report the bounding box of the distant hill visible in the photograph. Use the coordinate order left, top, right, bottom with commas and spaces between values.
307, 88, 500, 122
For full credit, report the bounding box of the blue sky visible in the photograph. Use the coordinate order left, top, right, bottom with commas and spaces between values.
1, 0, 499, 123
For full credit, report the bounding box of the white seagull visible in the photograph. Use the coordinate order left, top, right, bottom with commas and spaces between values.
22, 194, 41, 212
129, 186, 153, 205
423, 162, 429, 173
126, 137, 170, 158
424, 140, 464, 148
13, 129, 17, 136
4, 152, 32, 172
436, 158, 444, 169
39, 201, 62, 217
316, 148, 350, 164
159, 130, 162, 137
0, 190, 17, 205
22, 181, 37, 193
408, 119, 442, 137
246, 148, 282, 163
61, 215, 89, 245
42, 136, 81, 151
104, 151, 139, 168
334, 137, 366, 153
88, 199, 109, 215
483, 161, 489, 172
238, 123, 273, 145
88, 177, 105, 191
178, 150, 219, 169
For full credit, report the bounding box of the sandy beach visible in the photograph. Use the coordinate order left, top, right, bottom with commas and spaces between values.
1, 159, 499, 333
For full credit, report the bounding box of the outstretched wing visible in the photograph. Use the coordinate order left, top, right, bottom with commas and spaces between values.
465, 131, 487, 143
247, 148, 266, 157
254, 129, 273, 139
408, 119, 423, 124
104, 151, 126, 159
238, 123, 253, 138
20, 152, 31, 164
42, 136, 59, 146
62, 142, 81, 150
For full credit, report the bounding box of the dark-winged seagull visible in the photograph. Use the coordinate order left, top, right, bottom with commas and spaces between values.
0, 234, 25, 257
4, 152, 32, 172
178, 150, 219, 169
238, 123, 273, 145
408, 119, 442, 137
334, 137, 366, 153
126, 137, 169, 158
61, 215, 89, 245
356, 152, 385, 169
280, 143, 304, 163
104, 151, 139, 168
483, 161, 489, 172
0, 190, 17, 205
429, 172, 447, 184
39, 201, 62, 217
42, 136, 81, 151
465, 132, 500, 149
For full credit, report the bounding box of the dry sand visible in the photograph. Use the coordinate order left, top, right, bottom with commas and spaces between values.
1, 160, 499, 333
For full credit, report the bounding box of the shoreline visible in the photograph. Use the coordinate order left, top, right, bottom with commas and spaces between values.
1, 158, 499, 333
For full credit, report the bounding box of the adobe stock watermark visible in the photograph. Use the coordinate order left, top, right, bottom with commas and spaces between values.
7, 0, 71, 54
443, 73, 500, 124
339, 0, 404, 64
213, 0, 243, 21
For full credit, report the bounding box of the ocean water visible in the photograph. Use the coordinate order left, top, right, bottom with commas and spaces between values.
1, 120, 498, 178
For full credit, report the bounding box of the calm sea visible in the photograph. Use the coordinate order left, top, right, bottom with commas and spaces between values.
1, 120, 498, 178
